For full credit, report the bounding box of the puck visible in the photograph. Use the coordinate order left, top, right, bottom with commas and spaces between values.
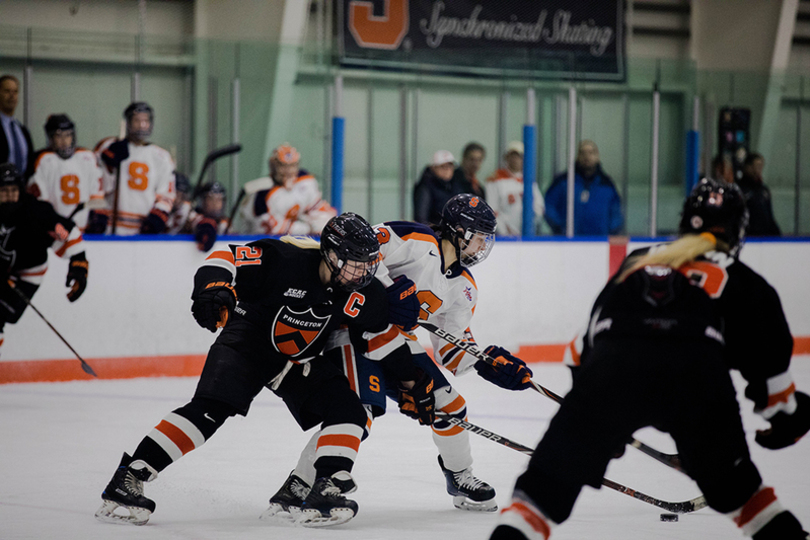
660, 513, 679, 522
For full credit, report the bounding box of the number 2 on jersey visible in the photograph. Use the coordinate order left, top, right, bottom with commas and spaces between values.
235, 246, 262, 266
678, 260, 728, 298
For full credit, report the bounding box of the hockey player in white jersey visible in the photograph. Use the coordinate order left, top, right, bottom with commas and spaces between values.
27, 114, 104, 231
237, 144, 336, 235
94, 102, 175, 235
264, 194, 534, 518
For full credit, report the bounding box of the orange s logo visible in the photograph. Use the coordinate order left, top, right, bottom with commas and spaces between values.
369, 375, 381, 393
127, 162, 149, 191
348, 0, 409, 50
60, 174, 80, 204
416, 290, 442, 320
469, 197, 480, 207
344, 292, 365, 317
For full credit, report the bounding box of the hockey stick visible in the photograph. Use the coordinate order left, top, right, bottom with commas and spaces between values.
418, 321, 683, 472
193, 143, 243, 192
11, 286, 97, 377
223, 187, 245, 234
435, 412, 706, 514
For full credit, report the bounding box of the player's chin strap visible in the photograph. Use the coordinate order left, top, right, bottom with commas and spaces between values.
418, 321, 684, 474
436, 412, 707, 515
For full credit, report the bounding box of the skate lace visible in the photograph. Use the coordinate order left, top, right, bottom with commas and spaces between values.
289, 478, 310, 500
319, 479, 343, 498
454, 469, 486, 491
123, 471, 145, 496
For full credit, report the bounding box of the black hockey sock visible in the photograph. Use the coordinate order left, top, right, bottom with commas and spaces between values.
314, 455, 355, 479
132, 397, 236, 472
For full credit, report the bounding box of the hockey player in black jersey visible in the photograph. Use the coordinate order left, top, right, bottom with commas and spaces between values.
0, 163, 88, 357
95, 212, 420, 528
492, 178, 809, 540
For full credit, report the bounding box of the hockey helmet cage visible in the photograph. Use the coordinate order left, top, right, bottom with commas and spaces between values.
679, 177, 748, 257
44, 114, 77, 159
440, 194, 497, 267
194, 180, 227, 200
320, 212, 380, 291
124, 101, 154, 141
271, 144, 300, 165
0, 162, 23, 189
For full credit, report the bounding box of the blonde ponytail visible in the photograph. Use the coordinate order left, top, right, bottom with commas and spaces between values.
280, 235, 320, 250
617, 233, 720, 282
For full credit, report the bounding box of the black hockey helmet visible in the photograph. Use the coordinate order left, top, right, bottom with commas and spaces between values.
124, 101, 154, 141
195, 181, 227, 218
320, 212, 380, 291
679, 177, 749, 257
44, 114, 76, 159
439, 193, 497, 267
0, 162, 23, 189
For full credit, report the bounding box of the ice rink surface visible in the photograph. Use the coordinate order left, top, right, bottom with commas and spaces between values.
2, 358, 808, 540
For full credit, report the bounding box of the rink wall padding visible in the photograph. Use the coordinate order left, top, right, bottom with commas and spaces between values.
2, 236, 808, 384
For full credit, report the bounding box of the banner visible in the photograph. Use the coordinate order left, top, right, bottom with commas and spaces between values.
340, 0, 625, 81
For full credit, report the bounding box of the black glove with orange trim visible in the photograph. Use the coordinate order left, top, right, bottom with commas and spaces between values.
398, 368, 436, 425
755, 391, 810, 450
475, 345, 533, 390
194, 218, 218, 252
140, 208, 169, 234
66, 253, 89, 302
191, 280, 236, 332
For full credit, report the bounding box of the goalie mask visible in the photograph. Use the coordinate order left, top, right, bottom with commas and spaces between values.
270, 144, 300, 186
440, 194, 496, 268
320, 212, 380, 292
124, 101, 154, 142
44, 114, 76, 159
679, 177, 748, 257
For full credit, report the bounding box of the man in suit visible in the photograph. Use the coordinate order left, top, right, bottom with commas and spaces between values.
0, 75, 34, 179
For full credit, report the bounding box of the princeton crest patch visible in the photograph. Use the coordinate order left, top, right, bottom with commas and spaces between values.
271, 306, 331, 357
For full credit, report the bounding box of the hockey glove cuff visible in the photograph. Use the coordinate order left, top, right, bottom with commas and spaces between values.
755, 391, 810, 450
191, 281, 237, 332
66, 253, 89, 302
385, 276, 420, 331
398, 369, 436, 425
194, 218, 218, 252
475, 345, 533, 391
140, 208, 169, 234
100, 139, 129, 170
85, 211, 109, 235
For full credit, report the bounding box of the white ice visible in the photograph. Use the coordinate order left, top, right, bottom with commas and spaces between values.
1, 358, 809, 540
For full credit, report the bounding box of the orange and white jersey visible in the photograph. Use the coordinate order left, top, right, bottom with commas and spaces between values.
95, 137, 175, 235
239, 171, 336, 235
486, 168, 544, 236
361, 221, 481, 376
28, 148, 104, 231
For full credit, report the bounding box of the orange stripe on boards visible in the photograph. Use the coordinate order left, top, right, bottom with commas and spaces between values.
608, 236, 628, 278
0, 354, 206, 384
155, 420, 196, 455
794, 336, 810, 355
317, 434, 361, 452
515, 344, 567, 363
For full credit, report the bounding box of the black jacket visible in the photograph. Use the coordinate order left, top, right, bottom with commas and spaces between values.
737, 174, 781, 237
413, 166, 482, 226
0, 118, 34, 179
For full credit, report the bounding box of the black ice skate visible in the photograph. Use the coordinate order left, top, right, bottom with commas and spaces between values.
259, 471, 310, 522
94, 453, 158, 526
438, 455, 498, 512
298, 471, 358, 527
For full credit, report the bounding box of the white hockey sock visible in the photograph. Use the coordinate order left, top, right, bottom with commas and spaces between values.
728, 486, 785, 537
293, 431, 319, 486
432, 385, 473, 471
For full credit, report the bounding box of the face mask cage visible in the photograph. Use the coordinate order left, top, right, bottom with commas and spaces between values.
49, 129, 76, 159
327, 251, 380, 291
458, 229, 495, 267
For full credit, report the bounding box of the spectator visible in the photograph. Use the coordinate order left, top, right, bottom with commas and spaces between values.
0, 75, 34, 179
544, 140, 623, 236
237, 144, 336, 235
737, 152, 781, 237
486, 141, 544, 236
710, 154, 735, 184
451, 142, 486, 200
27, 114, 104, 232
414, 149, 479, 226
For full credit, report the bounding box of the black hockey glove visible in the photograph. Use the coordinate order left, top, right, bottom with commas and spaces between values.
475, 345, 533, 391
191, 280, 237, 332
755, 391, 810, 450
385, 276, 420, 331
140, 208, 169, 234
85, 211, 109, 235
194, 218, 218, 252
66, 253, 89, 302
100, 139, 129, 170
398, 369, 436, 425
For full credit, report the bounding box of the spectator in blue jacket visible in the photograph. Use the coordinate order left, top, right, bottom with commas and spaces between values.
544, 140, 623, 236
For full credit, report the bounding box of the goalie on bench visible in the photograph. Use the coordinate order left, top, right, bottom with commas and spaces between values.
264, 194, 533, 518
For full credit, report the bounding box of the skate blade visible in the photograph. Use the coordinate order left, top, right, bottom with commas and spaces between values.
452, 495, 498, 513
259, 503, 302, 524
298, 507, 356, 528
94, 499, 152, 525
